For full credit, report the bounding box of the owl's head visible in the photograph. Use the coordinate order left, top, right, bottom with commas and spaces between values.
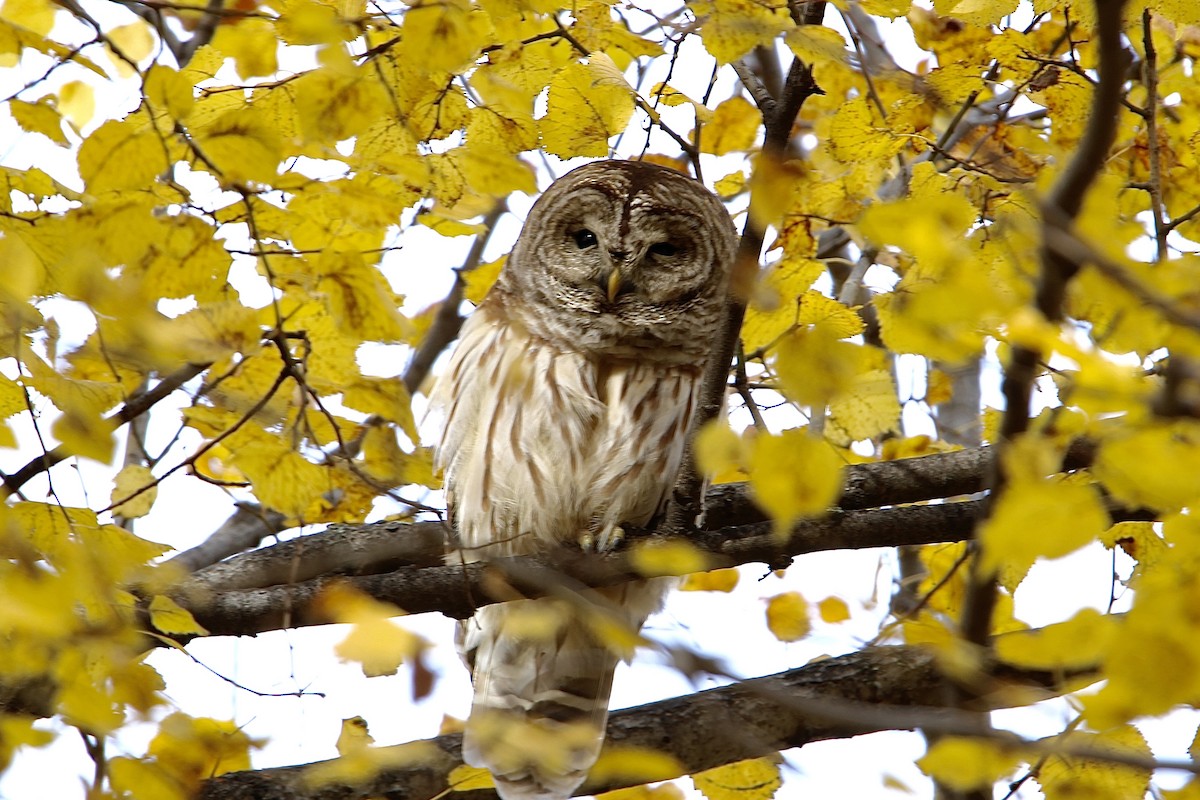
496, 160, 738, 360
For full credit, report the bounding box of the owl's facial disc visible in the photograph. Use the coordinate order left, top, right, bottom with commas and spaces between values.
562, 214, 693, 307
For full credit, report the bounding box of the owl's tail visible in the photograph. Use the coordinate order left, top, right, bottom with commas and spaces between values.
456, 584, 665, 800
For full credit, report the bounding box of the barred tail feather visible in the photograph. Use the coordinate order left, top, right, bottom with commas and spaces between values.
459, 602, 619, 800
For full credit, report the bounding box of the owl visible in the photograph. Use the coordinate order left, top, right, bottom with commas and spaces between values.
432, 160, 737, 800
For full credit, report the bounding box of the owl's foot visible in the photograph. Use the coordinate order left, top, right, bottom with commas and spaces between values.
580, 525, 624, 553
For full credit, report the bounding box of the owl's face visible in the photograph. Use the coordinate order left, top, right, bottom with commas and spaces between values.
497, 161, 738, 360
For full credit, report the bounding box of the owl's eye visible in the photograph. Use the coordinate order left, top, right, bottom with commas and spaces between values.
573, 229, 598, 249
648, 242, 678, 257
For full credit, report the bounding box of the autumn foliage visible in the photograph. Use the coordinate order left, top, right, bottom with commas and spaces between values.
3, 0, 1200, 797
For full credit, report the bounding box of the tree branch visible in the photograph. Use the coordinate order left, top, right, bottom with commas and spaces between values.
662, 46, 822, 535
1, 362, 209, 500
195, 643, 1099, 800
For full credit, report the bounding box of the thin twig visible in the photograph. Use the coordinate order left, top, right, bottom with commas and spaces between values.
2, 362, 209, 500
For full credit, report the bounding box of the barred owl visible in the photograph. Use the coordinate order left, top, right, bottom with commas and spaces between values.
433, 160, 737, 800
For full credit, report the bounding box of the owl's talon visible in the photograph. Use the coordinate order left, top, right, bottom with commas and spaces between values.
593, 526, 625, 553
578, 532, 595, 552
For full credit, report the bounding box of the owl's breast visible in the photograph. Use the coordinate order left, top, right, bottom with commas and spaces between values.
435, 310, 701, 559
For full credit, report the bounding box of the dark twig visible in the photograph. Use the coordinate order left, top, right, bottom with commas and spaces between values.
402, 203, 506, 394
957, 0, 1131, 711
2, 362, 209, 500
663, 43, 823, 536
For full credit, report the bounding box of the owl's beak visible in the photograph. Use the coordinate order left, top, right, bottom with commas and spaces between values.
605, 268, 623, 303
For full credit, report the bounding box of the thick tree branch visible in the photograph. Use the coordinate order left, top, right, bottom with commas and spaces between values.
195, 643, 1099, 800
166, 503, 290, 574
178, 495, 1152, 641
185, 440, 1097, 599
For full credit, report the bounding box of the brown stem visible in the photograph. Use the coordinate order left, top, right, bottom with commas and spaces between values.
959, 0, 1130, 679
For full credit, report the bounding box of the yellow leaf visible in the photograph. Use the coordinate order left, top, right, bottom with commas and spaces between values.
540, 57, 636, 158
926, 367, 954, 405
496, 602, 571, 642
714, 170, 746, 198
591, 745, 685, 784
312, 249, 408, 341
458, 146, 537, 196
211, 18, 279, 79
630, 540, 710, 578
747, 429, 843, 530
784, 25, 850, 67
107, 21, 155, 62
275, 0, 354, 44
1093, 423, 1200, 512
598, 785, 685, 800
826, 367, 902, 445
150, 713, 259, 788
796, 290, 865, 339
230, 439, 329, 520
401, 0, 492, 72
765, 592, 809, 642
1152, 0, 1200, 26
698, 0, 792, 63
0, 716, 54, 772
2, 0, 57, 35
336, 716, 375, 756
1101, 521, 1167, 570
859, 180, 977, 273
827, 97, 904, 166
10, 97, 68, 145
108, 757, 187, 800
692, 756, 782, 800
110, 464, 158, 519
193, 103, 282, 186
918, 738, 1021, 791
994, 608, 1113, 671
773, 329, 858, 409
680, 568, 740, 593
817, 596, 850, 623
149, 595, 208, 636
418, 214, 487, 237
143, 65, 195, 122
693, 420, 747, 485
77, 116, 168, 193
343, 378, 419, 442
320, 584, 429, 677
57, 667, 123, 734
449, 764, 496, 791
0, 373, 25, 418
1035, 726, 1151, 800
58, 80, 94, 129
305, 741, 438, 788
701, 96, 760, 155
978, 479, 1109, 576
1163, 779, 1200, 800
463, 255, 506, 306
741, 257, 825, 352
746, 156, 807, 231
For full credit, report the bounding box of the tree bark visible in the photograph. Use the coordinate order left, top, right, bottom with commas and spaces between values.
197, 643, 1094, 800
